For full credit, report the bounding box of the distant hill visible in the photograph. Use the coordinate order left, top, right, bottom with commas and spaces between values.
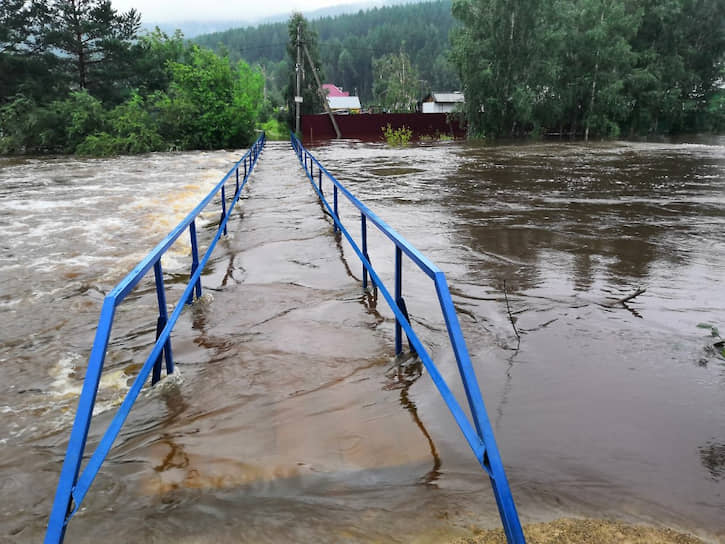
192, 0, 458, 102
143, 0, 423, 39
142, 21, 249, 39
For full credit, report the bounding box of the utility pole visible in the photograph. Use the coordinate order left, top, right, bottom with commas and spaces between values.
303, 43, 342, 139
295, 23, 302, 135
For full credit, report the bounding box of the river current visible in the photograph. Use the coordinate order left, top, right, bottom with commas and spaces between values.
0, 137, 723, 542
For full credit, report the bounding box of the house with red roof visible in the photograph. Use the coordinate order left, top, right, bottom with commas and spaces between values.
322, 83, 361, 113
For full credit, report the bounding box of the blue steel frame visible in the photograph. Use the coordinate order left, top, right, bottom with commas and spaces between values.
45, 133, 266, 544
291, 134, 526, 544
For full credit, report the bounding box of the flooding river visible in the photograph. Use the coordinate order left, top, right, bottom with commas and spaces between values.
0, 137, 723, 543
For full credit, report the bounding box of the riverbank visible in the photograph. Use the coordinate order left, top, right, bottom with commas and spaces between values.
451, 518, 709, 544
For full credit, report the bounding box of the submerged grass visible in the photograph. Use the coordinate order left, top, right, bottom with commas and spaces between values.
451, 518, 707, 544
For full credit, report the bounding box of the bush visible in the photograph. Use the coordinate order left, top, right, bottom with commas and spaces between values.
0, 95, 39, 153
1, 42, 265, 156
260, 118, 287, 141
382, 124, 413, 146
75, 132, 119, 156
105, 94, 164, 153
165, 46, 263, 150
0, 91, 109, 154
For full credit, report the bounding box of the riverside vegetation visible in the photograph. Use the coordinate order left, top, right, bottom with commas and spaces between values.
1, 0, 723, 156
0, 0, 267, 155
451, 0, 725, 138
382, 124, 413, 146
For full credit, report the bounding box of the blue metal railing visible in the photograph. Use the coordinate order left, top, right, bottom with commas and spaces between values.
291, 133, 525, 543
45, 133, 266, 544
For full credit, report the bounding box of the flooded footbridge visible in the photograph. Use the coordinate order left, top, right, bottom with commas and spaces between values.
41, 137, 524, 543
2, 135, 723, 544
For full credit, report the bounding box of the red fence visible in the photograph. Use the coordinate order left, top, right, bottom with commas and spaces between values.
302, 112, 466, 143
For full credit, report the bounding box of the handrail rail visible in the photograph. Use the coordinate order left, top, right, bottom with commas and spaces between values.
290, 133, 526, 544
45, 133, 266, 544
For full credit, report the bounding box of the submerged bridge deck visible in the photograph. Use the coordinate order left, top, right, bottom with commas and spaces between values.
45, 137, 524, 543
151, 142, 433, 482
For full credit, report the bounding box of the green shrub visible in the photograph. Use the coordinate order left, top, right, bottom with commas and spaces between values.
260, 118, 287, 141
382, 124, 413, 146
0, 91, 107, 154
105, 93, 164, 153
75, 133, 119, 156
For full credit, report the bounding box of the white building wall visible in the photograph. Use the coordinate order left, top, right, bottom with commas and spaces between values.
422, 102, 457, 113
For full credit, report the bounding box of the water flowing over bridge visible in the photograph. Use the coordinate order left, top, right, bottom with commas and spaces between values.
44, 134, 525, 544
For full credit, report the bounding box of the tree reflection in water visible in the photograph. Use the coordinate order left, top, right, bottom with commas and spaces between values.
699, 441, 725, 481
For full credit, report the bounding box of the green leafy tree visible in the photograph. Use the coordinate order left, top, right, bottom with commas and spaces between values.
0, 90, 106, 153
130, 28, 187, 95
372, 50, 421, 112
76, 93, 163, 155
165, 45, 263, 149
451, 0, 545, 136
0, 95, 42, 153
452, 0, 724, 138
627, 0, 725, 134
574, 0, 640, 139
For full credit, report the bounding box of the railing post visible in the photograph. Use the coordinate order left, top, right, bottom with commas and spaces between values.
318, 168, 323, 195
395, 245, 403, 355
45, 297, 117, 544
220, 185, 228, 236
235, 167, 239, 194
393, 248, 416, 357
188, 220, 202, 303
361, 213, 369, 290
333, 185, 339, 233
244, 156, 247, 179
152, 260, 174, 384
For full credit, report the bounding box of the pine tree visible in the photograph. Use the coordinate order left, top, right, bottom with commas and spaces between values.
46, 0, 140, 102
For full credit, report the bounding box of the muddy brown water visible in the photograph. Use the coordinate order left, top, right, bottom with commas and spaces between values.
0, 138, 723, 543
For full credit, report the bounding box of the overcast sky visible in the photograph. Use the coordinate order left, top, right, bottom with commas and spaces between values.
111, 0, 367, 22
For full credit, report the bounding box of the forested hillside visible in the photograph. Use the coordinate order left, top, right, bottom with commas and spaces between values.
197, 0, 724, 139
193, 1, 459, 104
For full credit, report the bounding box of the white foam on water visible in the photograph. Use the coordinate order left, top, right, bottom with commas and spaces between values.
48, 353, 83, 398
0, 219, 31, 238
160, 252, 189, 272
0, 149, 249, 445
48, 353, 131, 413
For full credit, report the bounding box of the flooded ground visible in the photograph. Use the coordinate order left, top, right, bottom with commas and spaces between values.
0, 137, 723, 542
